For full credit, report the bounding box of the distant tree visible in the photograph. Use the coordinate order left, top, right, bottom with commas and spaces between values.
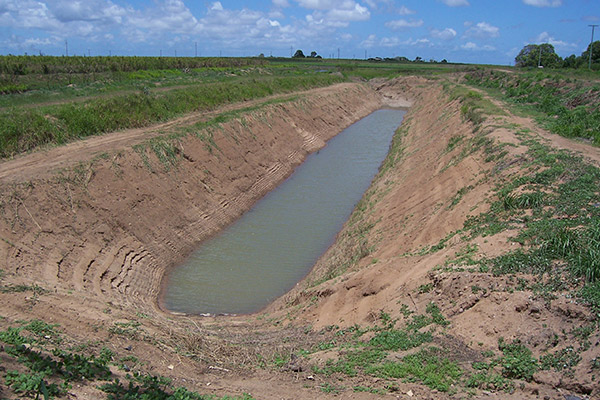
292, 49, 305, 58
440, 59, 448, 63
414, 56, 423, 63
562, 54, 582, 69
258, 53, 265, 58
309, 51, 318, 58
515, 43, 561, 68
581, 40, 600, 65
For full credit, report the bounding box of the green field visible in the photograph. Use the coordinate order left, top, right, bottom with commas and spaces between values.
0, 56, 598, 159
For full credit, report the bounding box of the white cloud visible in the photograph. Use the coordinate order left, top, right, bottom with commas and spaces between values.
461, 41, 495, 51
269, 10, 285, 18
385, 19, 423, 30
363, 0, 393, 9
4, 33, 60, 50
398, 6, 416, 15
440, 0, 470, 7
301, 1, 370, 29
361, 33, 378, 48
126, 0, 198, 37
272, 0, 290, 7
431, 28, 457, 40
360, 34, 432, 48
47, 0, 126, 24
464, 21, 499, 39
327, 3, 370, 22
535, 31, 577, 50
523, 0, 562, 7
210, 2, 224, 11
0, 0, 133, 39
295, 0, 349, 10
0, 0, 302, 53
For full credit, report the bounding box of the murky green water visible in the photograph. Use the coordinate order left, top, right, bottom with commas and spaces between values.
163, 109, 406, 315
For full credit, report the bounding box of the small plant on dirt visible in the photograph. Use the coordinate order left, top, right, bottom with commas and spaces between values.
108, 320, 142, 340
447, 185, 473, 209
466, 368, 512, 392
539, 346, 581, 372
0, 320, 116, 399
100, 372, 257, 399
418, 283, 433, 293
498, 338, 538, 382
445, 134, 465, 153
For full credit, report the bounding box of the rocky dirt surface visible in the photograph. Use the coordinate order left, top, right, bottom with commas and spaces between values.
0, 76, 598, 400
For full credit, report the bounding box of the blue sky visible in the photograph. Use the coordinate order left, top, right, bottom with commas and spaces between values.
0, 0, 598, 65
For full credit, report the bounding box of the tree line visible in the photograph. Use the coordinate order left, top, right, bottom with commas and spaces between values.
515, 41, 600, 69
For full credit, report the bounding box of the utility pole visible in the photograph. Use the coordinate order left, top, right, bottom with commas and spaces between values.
290, 46, 293, 58
195, 41, 197, 57
65, 40, 68, 56
538, 44, 542, 68
589, 24, 598, 70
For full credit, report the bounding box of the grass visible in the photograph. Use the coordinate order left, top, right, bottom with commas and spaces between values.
366, 347, 462, 392
309, 302, 459, 392
464, 68, 600, 144
445, 84, 506, 130
0, 74, 343, 158
444, 126, 600, 296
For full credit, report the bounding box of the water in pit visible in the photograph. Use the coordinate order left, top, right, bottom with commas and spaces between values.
163, 109, 406, 315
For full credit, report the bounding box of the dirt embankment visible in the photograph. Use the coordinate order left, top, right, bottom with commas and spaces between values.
0, 83, 382, 313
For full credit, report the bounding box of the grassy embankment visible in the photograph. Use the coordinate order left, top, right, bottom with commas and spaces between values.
464, 68, 600, 145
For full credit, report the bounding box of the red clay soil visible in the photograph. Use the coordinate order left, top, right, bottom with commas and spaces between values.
0, 77, 598, 400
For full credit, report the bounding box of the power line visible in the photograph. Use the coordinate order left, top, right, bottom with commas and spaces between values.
589, 24, 598, 70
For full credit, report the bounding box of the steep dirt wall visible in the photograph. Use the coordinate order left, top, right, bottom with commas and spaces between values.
0, 83, 382, 311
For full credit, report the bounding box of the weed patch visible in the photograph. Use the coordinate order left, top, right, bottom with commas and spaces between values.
367, 347, 462, 392
465, 69, 600, 144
